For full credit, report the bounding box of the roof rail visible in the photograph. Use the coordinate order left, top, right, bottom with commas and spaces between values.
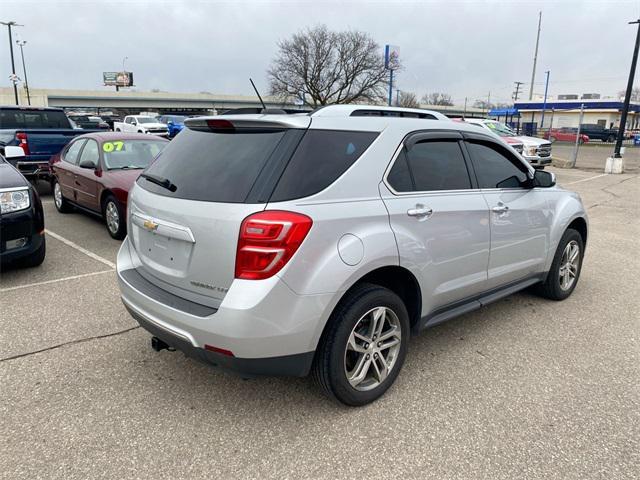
310, 104, 449, 120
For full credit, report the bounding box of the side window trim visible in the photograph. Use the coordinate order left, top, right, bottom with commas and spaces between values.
383, 134, 475, 195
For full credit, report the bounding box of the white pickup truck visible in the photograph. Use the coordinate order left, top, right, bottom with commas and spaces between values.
113, 115, 169, 138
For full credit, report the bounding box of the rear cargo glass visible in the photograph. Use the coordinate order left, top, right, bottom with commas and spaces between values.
0, 109, 71, 129
138, 127, 289, 203
269, 129, 378, 201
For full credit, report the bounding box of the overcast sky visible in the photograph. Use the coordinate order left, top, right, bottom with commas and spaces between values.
2, 0, 639, 105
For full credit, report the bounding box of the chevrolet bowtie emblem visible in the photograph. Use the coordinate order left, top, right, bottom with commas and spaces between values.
143, 219, 158, 231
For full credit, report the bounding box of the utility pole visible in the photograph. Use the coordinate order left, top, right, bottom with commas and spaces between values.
540, 70, 550, 131
487, 91, 491, 115
463, 97, 467, 118
529, 11, 542, 100
1, 21, 23, 105
16, 39, 30, 105
613, 19, 640, 159
571, 104, 585, 168
512, 81, 524, 101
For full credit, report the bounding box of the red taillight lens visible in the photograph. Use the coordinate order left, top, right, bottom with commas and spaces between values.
235, 210, 312, 280
16, 132, 29, 156
206, 119, 234, 131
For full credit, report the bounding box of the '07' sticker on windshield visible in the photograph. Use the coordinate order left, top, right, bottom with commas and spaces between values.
103, 141, 124, 152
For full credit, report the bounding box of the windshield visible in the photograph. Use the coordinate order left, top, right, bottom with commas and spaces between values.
102, 139, 167, 170
166, 116, 186, 123
137, 117, 159, 124
485, 121, 516, 137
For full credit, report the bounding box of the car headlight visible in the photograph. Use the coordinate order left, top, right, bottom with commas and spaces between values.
525, 146, 538, 156
0, 188, 30, 214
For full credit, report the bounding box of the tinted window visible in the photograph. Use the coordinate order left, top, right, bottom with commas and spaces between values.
79, 140, 99, 166
387, 151, 413, 192
403, 141, 471, 191
0, 109, 71, 129
270, 130, 378, 201
140, 127, 288, 202
466, 141, 528, 189
64, 140, 86, 164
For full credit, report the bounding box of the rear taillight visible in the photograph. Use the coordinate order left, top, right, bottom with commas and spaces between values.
235, 210, 313, 280
16, 132, 29, 156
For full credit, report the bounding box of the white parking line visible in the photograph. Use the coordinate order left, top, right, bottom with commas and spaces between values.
0, 269, 114, 293
564, 173, 608, 185
45, 230, 116, 269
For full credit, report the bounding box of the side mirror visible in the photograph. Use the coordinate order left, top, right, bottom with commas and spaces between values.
4, 145, 25, 160
533, 169, 556, 188
79, 159, 97, 169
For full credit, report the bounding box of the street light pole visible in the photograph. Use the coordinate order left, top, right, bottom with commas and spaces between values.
540, 70, 550, 131
16, 39, 30, 105
1, 21, 23, 105
614, 19, 640, 159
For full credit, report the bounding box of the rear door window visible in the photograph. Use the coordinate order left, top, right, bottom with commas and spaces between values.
404, 141, 471, 191
269, 129, 378, 201
139, 127, 290, 203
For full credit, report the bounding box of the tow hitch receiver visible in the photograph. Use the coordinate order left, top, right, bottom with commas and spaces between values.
151, 336, 173, 352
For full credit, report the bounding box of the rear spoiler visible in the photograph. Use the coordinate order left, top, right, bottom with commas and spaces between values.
184, 117, 310, 131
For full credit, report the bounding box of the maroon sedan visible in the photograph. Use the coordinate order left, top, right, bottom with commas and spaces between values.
50, 132, 168, 239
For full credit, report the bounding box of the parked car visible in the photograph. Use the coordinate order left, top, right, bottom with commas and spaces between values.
578, 124, 618, 142
0, 146, 46, 269
454, 118, 524, 154
0, 106, 96, 180
544, 128, 589, 144
68, 114, 110, 130
50, 132, 168, 239
158, 115, 187, 138
117, 105, 588, 406
113, 116, 169, 138
464, 118, 552, 168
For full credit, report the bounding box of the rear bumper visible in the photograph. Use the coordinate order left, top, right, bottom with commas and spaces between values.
125, 304, 314, 377
116, 237, 335, 376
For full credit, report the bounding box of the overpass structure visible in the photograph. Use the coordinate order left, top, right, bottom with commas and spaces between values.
0, 87, 485, 117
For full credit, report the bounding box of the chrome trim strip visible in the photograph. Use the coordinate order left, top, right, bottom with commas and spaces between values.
0, 186, 29, 193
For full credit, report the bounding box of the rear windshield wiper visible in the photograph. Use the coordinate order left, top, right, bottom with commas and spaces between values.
140, 172, 177, 192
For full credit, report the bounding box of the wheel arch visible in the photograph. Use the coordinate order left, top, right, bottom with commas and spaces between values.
312, 265, 422, 356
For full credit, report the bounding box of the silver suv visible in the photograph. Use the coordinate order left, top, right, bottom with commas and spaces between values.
117, 105, 588, 406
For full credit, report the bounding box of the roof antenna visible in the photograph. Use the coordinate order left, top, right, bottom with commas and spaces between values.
250, 78, 267, 111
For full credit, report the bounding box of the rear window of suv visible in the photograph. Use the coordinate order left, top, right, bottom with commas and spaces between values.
139, 127, 378, 203
139, 127, 289, 203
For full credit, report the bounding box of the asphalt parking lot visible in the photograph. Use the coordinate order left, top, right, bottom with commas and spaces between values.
1, 168, 638, 479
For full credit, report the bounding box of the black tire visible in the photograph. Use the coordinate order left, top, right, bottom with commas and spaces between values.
102, 195, 126, 240
20, 236, 46, 268
115, 128, 121, 132
549, 136, 557, 143
52, 179, 73, 213
606, 134, 616, 143
312, 283, 410, 406
536, 228, 584, 301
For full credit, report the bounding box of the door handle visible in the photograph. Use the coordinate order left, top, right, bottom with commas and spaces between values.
407, 205, 433, 218
492, 203, 509, 213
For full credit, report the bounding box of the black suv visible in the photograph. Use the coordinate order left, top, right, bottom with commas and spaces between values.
0, 147, 45, 269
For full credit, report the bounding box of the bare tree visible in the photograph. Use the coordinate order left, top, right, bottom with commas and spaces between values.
267, 25, 393, 107
617, 87, 640, 101
421, 92, 454, 106
397, 91, 419, 108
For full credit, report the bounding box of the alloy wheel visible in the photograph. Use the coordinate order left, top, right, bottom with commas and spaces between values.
54, 182, 62, 208
558, 240, 580, 291
105, 201, 120, 235
344, 306, 402, 391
